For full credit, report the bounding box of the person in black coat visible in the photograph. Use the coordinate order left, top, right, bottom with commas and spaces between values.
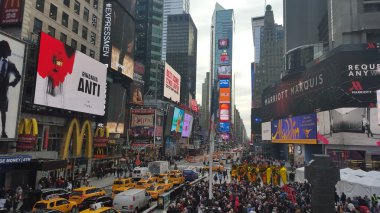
0, 40, 21, 138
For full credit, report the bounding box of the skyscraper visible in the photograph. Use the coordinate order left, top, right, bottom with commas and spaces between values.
166, 13, 197, 105
161, 0, 190, 61
210, 3, 234, 141
251, 5, 284, 108
251, 16, 264, 63
135, 0, 164, 101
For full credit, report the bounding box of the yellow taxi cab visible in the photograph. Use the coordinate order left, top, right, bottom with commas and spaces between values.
156, 173, 169, 182
168, 173, 185, 185
146, 185, 165, 199
32, 197, 78, 213
169, 170, 182, 175
69, 186, 106, 204
112, 186, 133, 198
147, 176, 158, 182
156, 179, 174, 191
112, 178, 134, 191
79, 203, 119, 213
134, 179, 155, 190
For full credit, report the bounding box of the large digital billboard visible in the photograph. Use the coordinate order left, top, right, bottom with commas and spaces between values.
220, 104, 229, 121
130, 62, 144, 105
0, 32, 25, 140
35, 32, 107, 116
317, 108, 380, 146
100, 1, 135, 79
129, 109, 155, 146
164, 62, 181, 103
171, 107, 184, 133
218, 65, 232, 78
220, 52, 229, 64
271, 114, 317, 144
218, 39, 229, 49
219, 122, 230, 133
219, 88, 231, 103
219, 79, 229, 88
262, 45, 380, 121
106, 83, 126, 133
181, 113, 193, 138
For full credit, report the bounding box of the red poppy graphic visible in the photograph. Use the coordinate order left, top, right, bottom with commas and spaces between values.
37, 32, 76, 88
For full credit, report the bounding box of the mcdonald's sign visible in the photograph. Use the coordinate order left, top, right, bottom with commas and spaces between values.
61, 119, 93, 160
0, 0, 22, 26
93, 127, 109, 159
17, 118, 38, 152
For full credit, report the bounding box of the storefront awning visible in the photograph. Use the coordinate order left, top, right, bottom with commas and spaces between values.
12, 159, 67, 171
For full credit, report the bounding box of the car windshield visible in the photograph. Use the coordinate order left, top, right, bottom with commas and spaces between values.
114, 181, 124, 184
169, 175, 176, 178
158, 180, 165, 184
34, 203, 48, 209
71, 191, 83, 196
147, 186, 155, 190
133, 170, 141, 174
136, 182, 143, 185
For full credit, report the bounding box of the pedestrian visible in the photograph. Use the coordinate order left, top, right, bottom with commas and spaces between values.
214, 173, 218, 183
341, 192, 347, 205
223, 169, 228, 180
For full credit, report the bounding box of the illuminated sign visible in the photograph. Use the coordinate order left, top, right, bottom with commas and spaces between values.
219, 122, 230, 133
219, 79, 229, 88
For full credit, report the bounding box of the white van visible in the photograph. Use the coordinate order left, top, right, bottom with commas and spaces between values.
132, 167, 150, 180
113, 189, 151, 213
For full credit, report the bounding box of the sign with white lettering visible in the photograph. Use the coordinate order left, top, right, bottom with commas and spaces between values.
34, 33, 107, 115
0, 155, 31, 165
164, 62, 181, 102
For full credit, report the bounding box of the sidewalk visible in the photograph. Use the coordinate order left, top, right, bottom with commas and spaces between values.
87, 175, 115, 188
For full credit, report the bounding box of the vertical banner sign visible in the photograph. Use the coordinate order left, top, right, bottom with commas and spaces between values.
130, 109, 155, 147
130, 62, 144, 105
0, 33, 25, 140
164, 62, 181, 102
0, 0, 22, 26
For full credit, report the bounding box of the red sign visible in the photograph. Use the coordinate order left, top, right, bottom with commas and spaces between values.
0, 0, 22, 26
43, 127, 49, 150
17, 134, 37, 151
94, 137, 108, 148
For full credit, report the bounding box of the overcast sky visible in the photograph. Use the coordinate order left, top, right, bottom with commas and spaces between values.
190, 0, 283, 138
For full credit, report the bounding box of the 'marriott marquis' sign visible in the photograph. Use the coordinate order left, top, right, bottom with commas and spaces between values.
262, 45, 380, 120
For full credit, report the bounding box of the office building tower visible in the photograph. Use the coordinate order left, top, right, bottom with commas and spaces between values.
166, 13, 197, 105
251, 5, 284, 107
135, 0, 164, 101
161, 0, 190, 60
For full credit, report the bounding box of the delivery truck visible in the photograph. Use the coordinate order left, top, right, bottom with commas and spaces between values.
148, 161, 169, 175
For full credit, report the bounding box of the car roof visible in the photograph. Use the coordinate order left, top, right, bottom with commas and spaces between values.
73, 186, 97, 191
79, 207, 113, 213
117, 188, 145, 195
37, 197, 65, 203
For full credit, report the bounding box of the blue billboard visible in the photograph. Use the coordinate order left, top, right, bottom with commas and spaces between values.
219, 122, 230, 133
271, 114, 317, 144
219, 79, 230, 88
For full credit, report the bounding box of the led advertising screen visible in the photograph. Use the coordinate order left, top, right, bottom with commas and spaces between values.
171, 107, 185, 133
271, 114, 317, 144
219, 79, 229, 88
261, 122, 271, 140
220, 53, 229, 64
0, 0, 22, 26
115, 0, 136, 18
220, 104, 229, 121
218, 38, 229, 49
164, 62, 181, 102
0, 32, 25, 140
130, 62, 144, 105
317, 108, 380, 146
218, 65, 232, 78
219, 88, 231, 103
35, 32, 107, 115
219, 122, 230, 133
100, 1, 135, 79
181, 113, 193, 138
106, 83, 126, 133
129, 109, 155, 146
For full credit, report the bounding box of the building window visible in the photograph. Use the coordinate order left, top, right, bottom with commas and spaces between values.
83, 7, 89, 22
93, 0, 98, 9
62, 12, 69, 27
74, 0, 80, 15
90, 32, 96, 45
92, 14, 97, 28
63, 0, 70, 7
82, 26, 88, 39
90, 50, 95, 58
364, 3, 380, 12
60, 33, 67, 44
72, 19, 79, 33
36, 0, 44, 12
81, 44, 87, 54
33, 18, 43, 33
49, 4, 57, 20
71, 39, 77, 49
47, 26, 55, 37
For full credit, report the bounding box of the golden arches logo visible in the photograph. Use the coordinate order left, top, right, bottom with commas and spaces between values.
61, 118, 93, 160
18, 118, 38, 136
95, 127, 109, 138
95, 147, 105, 155
4, 0, 20, 8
